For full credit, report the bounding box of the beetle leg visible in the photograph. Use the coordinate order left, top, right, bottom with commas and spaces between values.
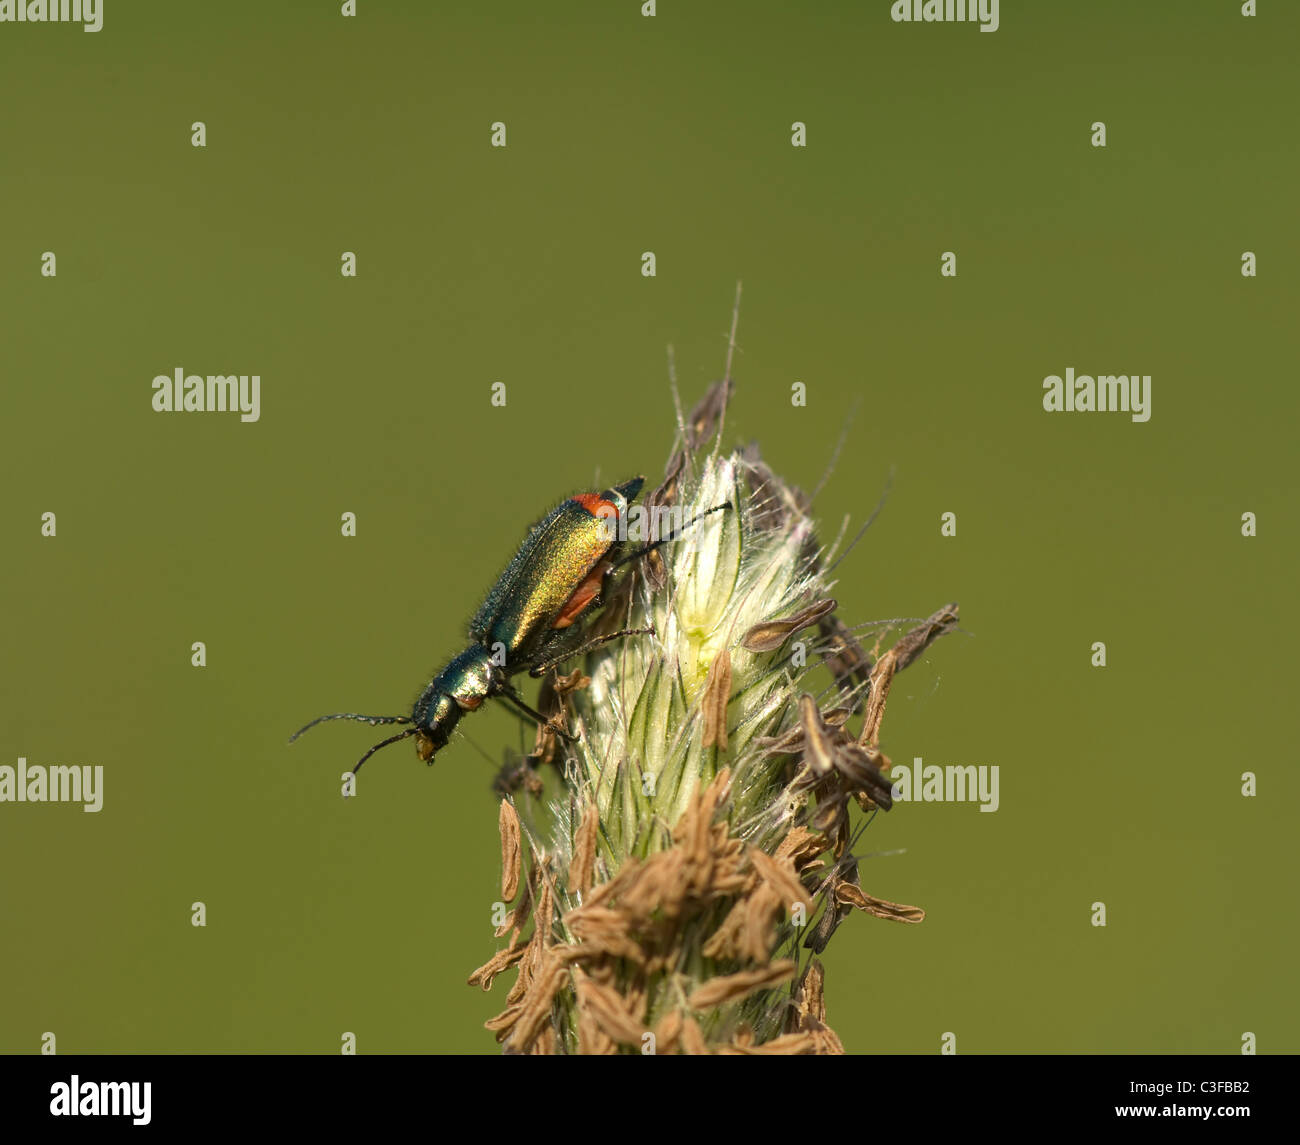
527, 626, 655, 678
498, 685, 576, 742
610, 500, 732, 571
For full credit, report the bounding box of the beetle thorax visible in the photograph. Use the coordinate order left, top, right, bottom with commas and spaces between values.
411, 646, 502, 761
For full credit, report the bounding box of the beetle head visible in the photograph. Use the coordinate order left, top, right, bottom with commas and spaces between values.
289, 684, 464, 775
412, 692, 460, 763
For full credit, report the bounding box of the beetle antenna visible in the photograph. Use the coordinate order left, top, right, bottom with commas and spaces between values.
351, 727, 420, 775
288, 712, 412, 743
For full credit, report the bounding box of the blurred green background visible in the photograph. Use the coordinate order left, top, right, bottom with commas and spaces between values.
2, 0, 1295, 1054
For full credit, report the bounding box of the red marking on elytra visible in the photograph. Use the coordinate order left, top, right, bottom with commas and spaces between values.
572, 492, 619, 520
554, 560, 612, 629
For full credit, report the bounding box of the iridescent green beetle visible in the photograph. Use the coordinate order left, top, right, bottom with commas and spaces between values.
291, 477, 661, 774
